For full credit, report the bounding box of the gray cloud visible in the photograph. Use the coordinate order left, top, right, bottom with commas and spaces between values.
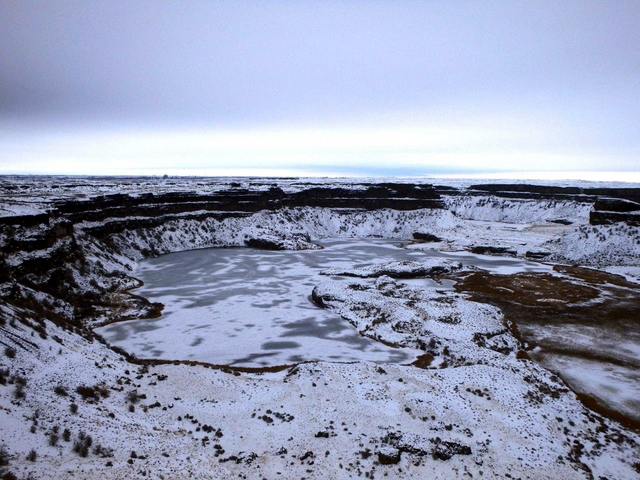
1, 1, 639, 175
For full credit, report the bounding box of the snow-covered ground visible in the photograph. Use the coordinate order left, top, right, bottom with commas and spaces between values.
1, 176, 640, 479
3, 315, 640, 480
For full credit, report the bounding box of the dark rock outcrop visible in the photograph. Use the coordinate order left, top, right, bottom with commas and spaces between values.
244, 232, 321, 251
320, 260, 460, 279
466, 184, 640, 204
590, 197, 640, 225
432, 441, 472, 461
412, 232, 442, 242
525, 251, 551, 260
377, 447, 401, 465
470, 246, 516, 256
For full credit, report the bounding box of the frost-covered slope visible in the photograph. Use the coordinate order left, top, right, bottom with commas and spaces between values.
3, 295, 640, 480
545, 223, 640, 267
444, 195, 592, 224
2, 178, 640, 479
94, 208, 459, 260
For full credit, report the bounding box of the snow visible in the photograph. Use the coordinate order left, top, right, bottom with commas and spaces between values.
2, 176, 640, 479
313, 274, 517, 368
540, 354, 640, 423
444, 195, 593, 224
3, 318, 640, 479
546, 223, 640, 267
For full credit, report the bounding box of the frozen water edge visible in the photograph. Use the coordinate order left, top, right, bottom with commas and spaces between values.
96, 239, 550, 367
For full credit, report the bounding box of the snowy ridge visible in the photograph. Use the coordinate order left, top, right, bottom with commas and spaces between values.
545, 223, 640, 268
2, 311, 639, 479
86, 205, 639, 271
91, 208, 459, 261
444, 195, 592, 224
320, 259, 461, 278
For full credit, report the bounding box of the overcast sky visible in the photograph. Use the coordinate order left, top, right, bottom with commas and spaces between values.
1, 1, 639, 179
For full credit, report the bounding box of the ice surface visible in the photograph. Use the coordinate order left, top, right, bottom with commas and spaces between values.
97, 239, 551, 366
540, 354, 640, 421
97, 239, 425, 365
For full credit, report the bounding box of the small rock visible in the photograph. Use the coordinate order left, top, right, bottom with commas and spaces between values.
433, 441, 472, 461
378, 446, 401, 465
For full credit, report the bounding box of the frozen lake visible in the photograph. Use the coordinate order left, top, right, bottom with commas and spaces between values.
97, 238, 550, 367
95, 237, 640, 422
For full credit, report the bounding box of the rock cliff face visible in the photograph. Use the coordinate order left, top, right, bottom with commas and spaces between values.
590, 197, 640, 226
3, 183, 443, 226
1, 179, 638, 332
464, 183, 640, 204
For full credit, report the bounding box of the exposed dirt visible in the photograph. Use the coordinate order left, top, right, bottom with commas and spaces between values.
450, 268, 640, 347
410, 353, 435, 369
452, 271, 600, 306
448, 266, 640, 430
554, 264, 640, 288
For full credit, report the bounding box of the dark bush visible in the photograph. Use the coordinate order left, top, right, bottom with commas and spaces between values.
0, 444, 9, 466
93, 444, 113, 458
73, 432, 92, 457
53, 385, 68, 396
13, 385, 25, 400
76, 384, 110, 402
126, 389, 143, 404
76, 385, 98, 401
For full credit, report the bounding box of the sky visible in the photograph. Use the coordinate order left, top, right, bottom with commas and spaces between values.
1, 1, 639, 180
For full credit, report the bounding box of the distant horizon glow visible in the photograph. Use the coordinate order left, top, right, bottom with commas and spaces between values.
1, 122, 638, 182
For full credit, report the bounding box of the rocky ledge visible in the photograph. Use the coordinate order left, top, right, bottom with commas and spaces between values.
320, 259, 461, 278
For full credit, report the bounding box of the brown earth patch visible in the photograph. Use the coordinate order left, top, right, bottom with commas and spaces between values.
411, 353, 435, 369
554, 264, 640, 288
448, 267, 640, 431
452, 271, 600, 306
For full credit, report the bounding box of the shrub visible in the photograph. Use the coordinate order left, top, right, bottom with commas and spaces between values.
72, 432, 92, 457
0, 444, 9, 466
53, 385, 68, 396
13, 385, 25, 400
92, 444, 113, 458
4, 347, 16, 359
26, 450, 37, 462
125, 389, 143, 404
76, 384, 110, 402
